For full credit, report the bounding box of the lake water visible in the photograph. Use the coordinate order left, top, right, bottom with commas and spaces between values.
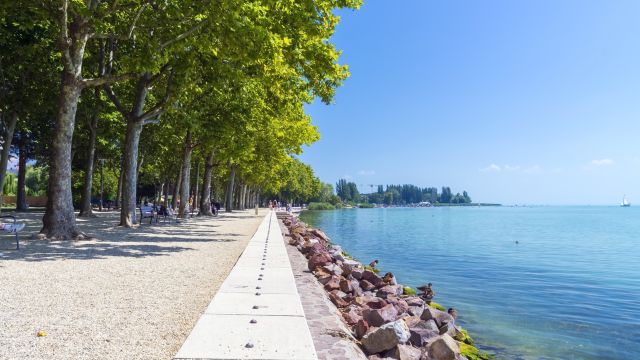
299, 206, 640, 360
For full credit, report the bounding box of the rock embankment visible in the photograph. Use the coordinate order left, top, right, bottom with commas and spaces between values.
283, 215, 492, 360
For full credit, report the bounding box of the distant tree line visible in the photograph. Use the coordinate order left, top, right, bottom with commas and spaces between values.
331, 179, 472, 206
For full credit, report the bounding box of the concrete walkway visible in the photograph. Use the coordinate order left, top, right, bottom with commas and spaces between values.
174, 212, 317, 360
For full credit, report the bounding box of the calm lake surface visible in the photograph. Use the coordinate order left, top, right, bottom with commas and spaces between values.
300, 206, 640, 360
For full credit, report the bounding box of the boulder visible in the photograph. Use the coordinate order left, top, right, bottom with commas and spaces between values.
360, 279, 376, 291
351, 279, 364, 296
362, 270, 384, 287
364, 303, 399, 327
308, 252, 332, 271
361, 320, 411, 354
351, 267, 365, 280
342, 307, 362, 325
376, 285, 398, 299
438, 322, 460, 338
413, 319, 439, 332
329, 244, 343, 254
365, 297, 388, 309
340, 278, 354, 293
332, 253, 346, 262
420, 307, 454, 328
405, 297, 425, 307
408, 328, 439, 347
322, 263, 343, 276
324, 276, 341, 291
384, 344, 422, 360
329, 292, 349, 308
310, 228, 330, 243
355, 319, 369, 339
427, 334, 459, 360
305, 241, 325, 256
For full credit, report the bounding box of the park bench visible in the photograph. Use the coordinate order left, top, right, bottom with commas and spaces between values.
139, 205, 158, 224
157, 206, 178, 223
1, 215, 21, 250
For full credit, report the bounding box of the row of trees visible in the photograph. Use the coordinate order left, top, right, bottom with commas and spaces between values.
1, 0, 361, 239
331, 180, 473, 206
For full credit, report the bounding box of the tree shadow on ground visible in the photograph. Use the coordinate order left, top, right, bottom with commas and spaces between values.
0, 210, 252, 262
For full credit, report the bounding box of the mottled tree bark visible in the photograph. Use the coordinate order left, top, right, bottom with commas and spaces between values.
119, 119, 143, 226
225, 164, 236, 212
119, 74, 150, 226
16, 136, 28, 211
178, 130, 193, 218
172, 162, 182, 210
0, 110, 18, 210
41, 70, 84, 239
199, 150, 214, 215
78, 109, 98, 217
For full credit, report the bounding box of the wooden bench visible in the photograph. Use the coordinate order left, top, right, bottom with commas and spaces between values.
1, 215, 21, 250
139, 206, 158, 224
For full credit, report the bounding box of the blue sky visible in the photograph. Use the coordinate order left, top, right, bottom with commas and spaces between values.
300, 0, 640, 205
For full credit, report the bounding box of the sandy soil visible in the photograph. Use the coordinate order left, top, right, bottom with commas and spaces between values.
0, 209, 266, 360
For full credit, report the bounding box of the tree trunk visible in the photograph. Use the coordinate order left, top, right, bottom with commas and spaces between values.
119, 119, 143, 226
119, 74, 150, 227
0, 110, 18, 209
193, 161, 200, 215
115, 162, 123, 208
16, 136, 28, 211
225, 164, 236, 212
199, 150, 214, 215
239, 183, 247, 210
178, 130, 193, 218
78, 109, 98, 217
41, 70, 84, 239
163, 179, 170, 207
172, 162, 182, 210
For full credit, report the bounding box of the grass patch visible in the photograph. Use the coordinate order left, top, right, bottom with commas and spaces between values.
403, 286, 417, 296
429, 302, 445, 311
459, 342, 494, 360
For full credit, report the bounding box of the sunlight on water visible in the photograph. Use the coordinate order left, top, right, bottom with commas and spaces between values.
300, 206, 640, 360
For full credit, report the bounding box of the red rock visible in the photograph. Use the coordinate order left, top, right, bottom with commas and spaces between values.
363, 303, 399, 327
339, 279, 353, 293
365, 297, 388, 309
359, 279, 376, 291
308, 252, 332, 271
355, 319, 369, 339
420, 307, 454, 328
427, 334, 459, 360
351, 267, 364, 280
329, 292, 349, 308
405, 297, 424, 306
310, 228, 330, 243
376, 285, 398, 299
306, 242, 326, 256
342, 308, 362, 325
409, 327, 439, 347
385, 344, 423, 360
324, 276, 341, 291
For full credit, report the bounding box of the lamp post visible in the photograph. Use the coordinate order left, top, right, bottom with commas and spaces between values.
98, 158, 105, 211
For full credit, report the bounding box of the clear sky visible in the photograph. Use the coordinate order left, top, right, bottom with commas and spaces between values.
300, 0, 640, 205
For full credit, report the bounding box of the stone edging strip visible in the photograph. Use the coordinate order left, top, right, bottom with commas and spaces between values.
174, 212, 318, 360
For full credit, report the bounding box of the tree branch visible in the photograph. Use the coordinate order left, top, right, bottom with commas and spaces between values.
90, 3, 147, 40
82, 73, 136, 87
160, 19, 208, 51
138, 72, 174, 122
103, 85, 128, 116
58, 0, 74, 70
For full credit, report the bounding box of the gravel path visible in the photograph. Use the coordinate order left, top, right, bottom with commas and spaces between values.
0, 209, 266, 360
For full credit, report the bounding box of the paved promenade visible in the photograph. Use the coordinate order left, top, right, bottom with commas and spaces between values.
174, 212, 317, 359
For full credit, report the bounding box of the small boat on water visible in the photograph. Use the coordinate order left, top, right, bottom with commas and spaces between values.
621, 195, 631, 207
